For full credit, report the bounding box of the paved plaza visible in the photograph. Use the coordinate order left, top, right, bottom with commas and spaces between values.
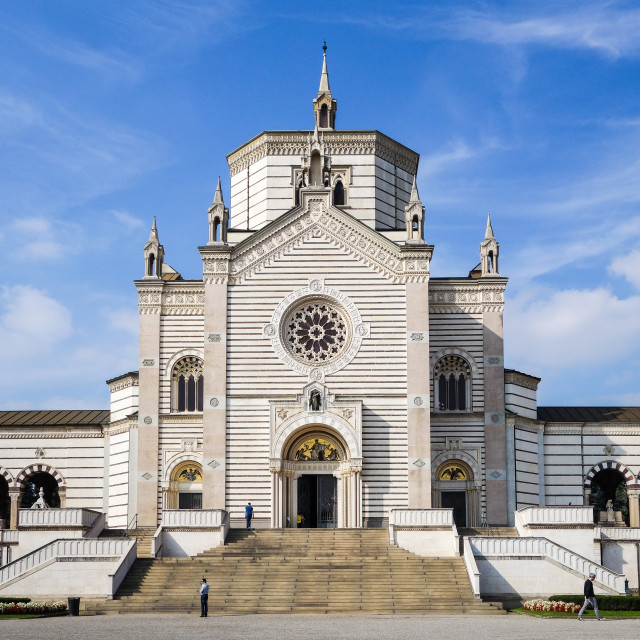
1, 613, 639, 640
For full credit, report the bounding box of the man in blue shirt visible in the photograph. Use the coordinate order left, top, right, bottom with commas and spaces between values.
199, 578, 209, 617
245, 502, 254, 529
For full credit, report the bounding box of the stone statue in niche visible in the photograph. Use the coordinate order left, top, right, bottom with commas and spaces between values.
31, 487, 50, 509
606, 499, 614, 521
309, 390, 322, 412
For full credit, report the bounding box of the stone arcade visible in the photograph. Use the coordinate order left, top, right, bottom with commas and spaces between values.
1, 51, 640, 602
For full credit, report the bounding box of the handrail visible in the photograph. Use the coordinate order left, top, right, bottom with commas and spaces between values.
107, 539, 137, 597
388, 508, 454, 527
469, 536, 625, 594
516, 506, 594, 526
0, 537, 131, 586
161, 509, 226, 527
0, 530, 19, 544
463, 537, 481, 596
150, 525, 163, 558
18, 508, 102, 528
84, 512, 107, 538
598, 527, 640, 540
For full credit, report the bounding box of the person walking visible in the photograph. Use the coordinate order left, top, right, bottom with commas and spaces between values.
578, 572, 604, 620
199, 577, 209, 617
245, 502, 254, 529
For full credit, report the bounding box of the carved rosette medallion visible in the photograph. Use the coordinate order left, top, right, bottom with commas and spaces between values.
263, 279, 370, 381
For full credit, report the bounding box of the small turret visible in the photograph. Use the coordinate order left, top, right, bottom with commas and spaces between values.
480, 214, 500, 276
207, 177, 229, 244
143, 217, 164, 278
313, 42, 337, 130
404, 176, 425, 243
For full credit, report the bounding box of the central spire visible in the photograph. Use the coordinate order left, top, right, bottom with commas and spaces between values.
313, 42, 337, 130
318, 41, 331, 96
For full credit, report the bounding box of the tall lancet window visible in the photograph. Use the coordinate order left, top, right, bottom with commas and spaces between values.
434, 355, 471, 411
172, 356, 204, 412
333, 180, 345, 206
320, 104, 329, 128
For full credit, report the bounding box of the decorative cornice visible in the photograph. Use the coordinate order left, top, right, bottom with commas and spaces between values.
161, 284, 205, 314
160, 414, 204, 425
429, 282, 506, 314
545, 424, 640, 435
505, 370, 540, 391
227, 131, 419, 176
0, 430, 104, 439
136, 282, 164, 314
107, 375, 139, 393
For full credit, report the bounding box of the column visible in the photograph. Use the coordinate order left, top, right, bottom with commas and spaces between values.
135, 281, 163, 528
200, 250, 230, 510
482, 289, 508, 525
537, 430, 546, 506
629, 491, 640, 528
405, 276, 431, 507
9, 489, 20, 529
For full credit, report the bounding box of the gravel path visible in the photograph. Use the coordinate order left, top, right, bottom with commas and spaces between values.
1, 613, 638, 640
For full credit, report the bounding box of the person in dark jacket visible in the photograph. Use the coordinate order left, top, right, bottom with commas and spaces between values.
199, 578, 209, 617
578, 572, 604, 620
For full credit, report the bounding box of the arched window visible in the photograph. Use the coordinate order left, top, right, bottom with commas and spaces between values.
213, 217, 221, 242
147, 253, 155, 277
333, 180, 345, 206
20, 472, 61, 508
434, 355, 471, 411
320, 104, 328, 128
172, 356, 204, 412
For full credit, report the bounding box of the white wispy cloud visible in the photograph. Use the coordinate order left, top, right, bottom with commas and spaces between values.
0, 90, 167, 217
505, 286, 640, 372
609, 249, 640, 290
0, 285, 73, 360
511, 216, 640, 282
1, 21, 141, 82
6, 216, 81, 261
112, 210, 144, 231
330, 2, 640, 59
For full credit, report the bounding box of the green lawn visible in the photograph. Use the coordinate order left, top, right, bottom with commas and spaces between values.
513, 608, 640, 618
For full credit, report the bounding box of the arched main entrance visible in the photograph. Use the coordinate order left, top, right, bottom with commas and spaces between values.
432, 456, 481, 527
270, 426, 362, 529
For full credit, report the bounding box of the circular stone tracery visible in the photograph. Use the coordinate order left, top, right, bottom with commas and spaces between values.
284, 301, 350, 364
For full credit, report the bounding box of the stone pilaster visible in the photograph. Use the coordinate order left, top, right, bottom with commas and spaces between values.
482, 280, 508, 525
200, 247, 230, 510
403, 246, 433, 508
135, 281, 163, 527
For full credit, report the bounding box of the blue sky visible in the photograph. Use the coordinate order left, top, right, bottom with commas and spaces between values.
1, 0, 639, 409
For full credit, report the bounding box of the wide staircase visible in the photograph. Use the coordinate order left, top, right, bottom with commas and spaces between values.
88, 528, 504, 615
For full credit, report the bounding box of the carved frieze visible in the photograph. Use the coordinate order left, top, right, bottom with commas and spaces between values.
227, 131, 419, 176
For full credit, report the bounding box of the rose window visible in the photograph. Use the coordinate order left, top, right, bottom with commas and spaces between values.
284, 301, 350, 364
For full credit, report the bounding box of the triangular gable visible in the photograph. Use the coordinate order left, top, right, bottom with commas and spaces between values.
227, 191, 431, 284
